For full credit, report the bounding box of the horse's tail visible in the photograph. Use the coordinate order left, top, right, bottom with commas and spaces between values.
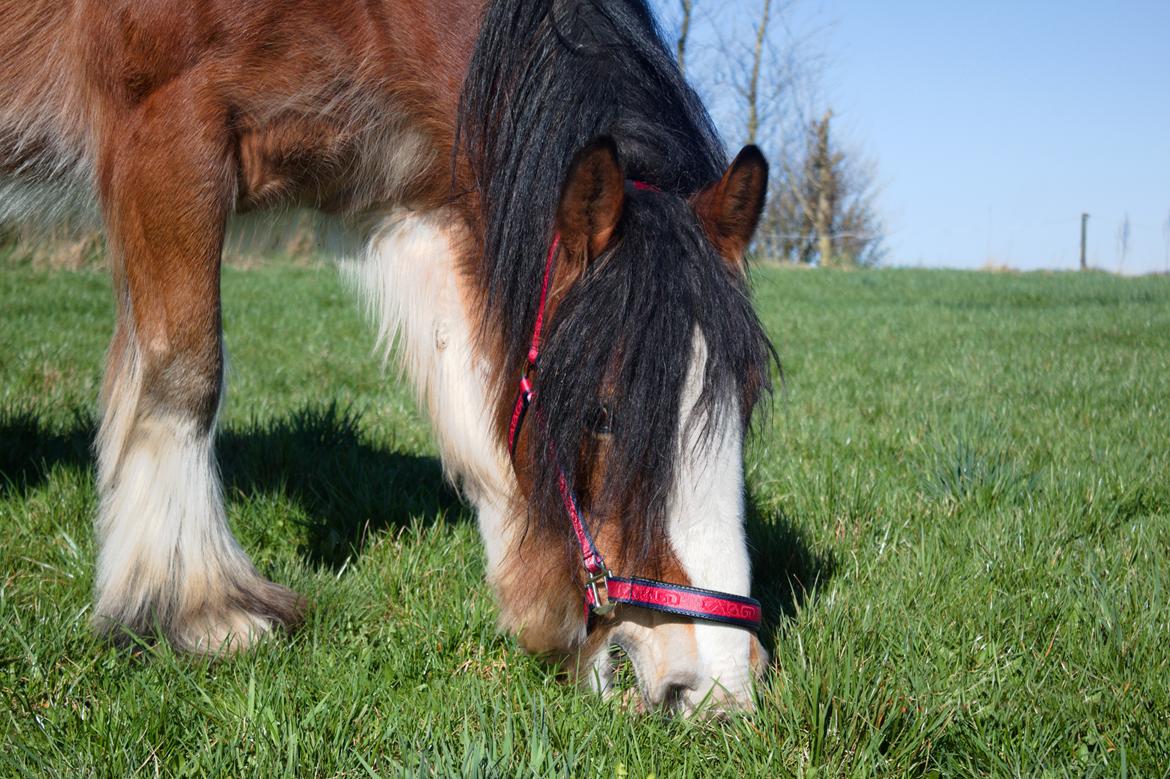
0, 2, 97, 228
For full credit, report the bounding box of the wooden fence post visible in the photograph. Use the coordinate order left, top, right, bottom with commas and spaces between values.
1080, 213, 1089, 271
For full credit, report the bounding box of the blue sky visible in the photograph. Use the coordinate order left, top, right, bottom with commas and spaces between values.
652, 1, 1170, 273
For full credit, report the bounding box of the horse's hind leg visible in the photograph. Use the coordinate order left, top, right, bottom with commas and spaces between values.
92, 81, 303, 653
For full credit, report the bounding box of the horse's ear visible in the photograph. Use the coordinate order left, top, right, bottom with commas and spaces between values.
556, 137, 625, 260
693, 145, 769, 266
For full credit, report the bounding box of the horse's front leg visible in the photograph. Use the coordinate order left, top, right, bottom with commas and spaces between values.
92, 75, 303, 653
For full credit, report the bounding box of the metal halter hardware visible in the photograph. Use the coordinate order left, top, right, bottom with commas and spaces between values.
505, 202, 762, 633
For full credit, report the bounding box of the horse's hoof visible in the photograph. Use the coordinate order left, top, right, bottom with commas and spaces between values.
178, 582, 306, 655
95, 578, 306, 656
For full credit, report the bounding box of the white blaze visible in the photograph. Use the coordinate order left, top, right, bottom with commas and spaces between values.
666, 332, 755, 709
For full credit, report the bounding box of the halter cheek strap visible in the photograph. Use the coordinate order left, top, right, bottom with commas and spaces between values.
506, 234, 559, 452
506, 205, 762, 633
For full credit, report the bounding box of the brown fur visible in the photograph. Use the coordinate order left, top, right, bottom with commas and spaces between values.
691, 145, 769, 265
1, 1, 752, 678
1, 0, 488, 651
501, 375, 694, 657
555, 138, 626, 260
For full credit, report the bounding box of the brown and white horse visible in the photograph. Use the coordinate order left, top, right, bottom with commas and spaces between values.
1, 0, 776, 713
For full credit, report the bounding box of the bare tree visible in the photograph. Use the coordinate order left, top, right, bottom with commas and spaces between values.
810, 109, 838, 264
676, 0, 695, 77
655, 0, 807, 155
745, 0, 771, 144
656, 0, 885, 266
733, 0, 813, 154
762, 109, 883, 267
835, 158, 885, 267
692, 0, 811, 157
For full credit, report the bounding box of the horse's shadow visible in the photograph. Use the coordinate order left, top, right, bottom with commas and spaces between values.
746, 495, 835, 657
216, 404, 464, 568
1, 405, 829, 644
0, 403, 461, 569
0, 407, 95, 496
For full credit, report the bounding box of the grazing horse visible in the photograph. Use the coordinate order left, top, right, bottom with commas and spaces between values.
0, 0, 776, 713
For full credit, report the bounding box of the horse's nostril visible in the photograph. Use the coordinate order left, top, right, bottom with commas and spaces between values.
657, 682, 696, 715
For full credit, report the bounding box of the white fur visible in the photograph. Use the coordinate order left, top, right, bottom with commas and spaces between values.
572, 333, 757, 714
345, 217, 756, 711
0, 3, 96, 227
94, 339, 272, 649
665, 332, 755, 711
341, 210, 516, 564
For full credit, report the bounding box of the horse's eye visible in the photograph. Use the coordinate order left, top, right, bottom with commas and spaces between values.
590, 404, 613, 437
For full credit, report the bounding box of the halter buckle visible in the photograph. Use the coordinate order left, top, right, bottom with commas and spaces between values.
586, 568, 615, 617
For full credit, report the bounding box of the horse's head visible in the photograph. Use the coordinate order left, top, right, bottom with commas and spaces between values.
494, 137, 774, 715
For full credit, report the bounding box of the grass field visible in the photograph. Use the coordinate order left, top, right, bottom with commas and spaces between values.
2, 261, 1168, 777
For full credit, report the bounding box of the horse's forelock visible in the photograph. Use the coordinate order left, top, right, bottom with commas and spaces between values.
457, 0, 775, 566
532, 194, 773, 567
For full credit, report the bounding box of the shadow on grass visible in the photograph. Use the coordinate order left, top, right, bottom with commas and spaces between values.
746, 495, 835, 657
0, 407, 94, 496
217, 404, 464, 569
0, 403, 463, 570
1, 404, 828, 644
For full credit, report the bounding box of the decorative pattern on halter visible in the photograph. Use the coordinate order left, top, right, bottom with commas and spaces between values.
506, 201, 762, 633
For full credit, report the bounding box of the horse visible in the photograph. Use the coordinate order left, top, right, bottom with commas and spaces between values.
0, 0, 776, 714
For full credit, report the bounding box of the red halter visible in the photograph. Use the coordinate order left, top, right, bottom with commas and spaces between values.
506, 200, 762, 633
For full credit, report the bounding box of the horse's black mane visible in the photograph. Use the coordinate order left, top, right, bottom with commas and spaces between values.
458, 0, 775, 566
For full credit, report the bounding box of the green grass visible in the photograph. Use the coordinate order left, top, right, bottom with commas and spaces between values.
2, 263, 1168, 777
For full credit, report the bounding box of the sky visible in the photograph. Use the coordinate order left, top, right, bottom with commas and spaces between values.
652, 0, 1170, 273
